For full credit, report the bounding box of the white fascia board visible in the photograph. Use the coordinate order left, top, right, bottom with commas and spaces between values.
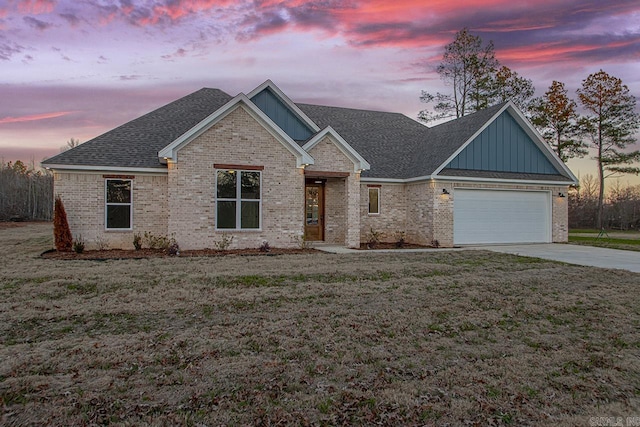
302, 126, 371, 172
158, 93, 314, 168
42, 164, 168, 174
360, 177, 408, 184
432, 103, 510, 176
246, 79, 321, 132
434, 174, 573, 186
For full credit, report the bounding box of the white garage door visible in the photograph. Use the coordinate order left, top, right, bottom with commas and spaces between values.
453, 189, 551, 245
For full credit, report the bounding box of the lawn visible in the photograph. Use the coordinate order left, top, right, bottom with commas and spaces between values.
1, 223, 639, 426
569, 229, 640, 252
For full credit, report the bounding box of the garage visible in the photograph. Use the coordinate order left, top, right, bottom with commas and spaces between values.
453, 189, 551, 245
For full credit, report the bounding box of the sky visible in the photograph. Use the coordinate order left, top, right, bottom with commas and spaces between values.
1, 0, 639, 185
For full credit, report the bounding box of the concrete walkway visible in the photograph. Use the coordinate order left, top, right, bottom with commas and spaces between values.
480, 243, 640, 273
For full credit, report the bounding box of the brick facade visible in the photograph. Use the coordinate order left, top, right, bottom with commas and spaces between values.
52, 106, 571, 251
53, 171, 168, 250
169, 105, 305, 249
365, 180, 570, 247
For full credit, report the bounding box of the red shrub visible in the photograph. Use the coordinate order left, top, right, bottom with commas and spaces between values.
53, 195, 73, 252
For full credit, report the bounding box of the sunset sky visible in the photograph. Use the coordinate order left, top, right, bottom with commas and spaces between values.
1, 0, 639, 184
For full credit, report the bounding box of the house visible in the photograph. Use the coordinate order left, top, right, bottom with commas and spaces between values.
42, 80, 577, 250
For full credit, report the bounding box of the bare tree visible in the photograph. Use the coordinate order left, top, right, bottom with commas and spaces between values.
60, 137, 82, 152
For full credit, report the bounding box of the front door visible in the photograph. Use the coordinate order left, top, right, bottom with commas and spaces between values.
305, 181, 324, 241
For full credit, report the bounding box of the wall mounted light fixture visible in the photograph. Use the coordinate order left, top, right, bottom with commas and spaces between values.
558, 192, 566, 198
442, 189, 450, 195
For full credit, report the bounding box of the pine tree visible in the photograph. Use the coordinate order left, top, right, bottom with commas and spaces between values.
577, 70, 640, 229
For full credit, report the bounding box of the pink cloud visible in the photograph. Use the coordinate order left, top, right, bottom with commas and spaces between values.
17, 0, 55, 14
0, 111, 73, 125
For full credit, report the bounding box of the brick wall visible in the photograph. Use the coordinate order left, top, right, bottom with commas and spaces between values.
169, 105, 305, 249
53, 171, 168, 250
360, 183, 407, 243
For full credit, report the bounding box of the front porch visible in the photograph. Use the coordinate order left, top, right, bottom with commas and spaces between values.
303, 171, 360, 248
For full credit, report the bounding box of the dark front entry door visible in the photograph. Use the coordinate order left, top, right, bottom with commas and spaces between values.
305, 182, 324, 241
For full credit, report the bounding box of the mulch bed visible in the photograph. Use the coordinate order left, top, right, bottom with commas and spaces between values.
358, 242, 435, 250
41, 247, 317, 260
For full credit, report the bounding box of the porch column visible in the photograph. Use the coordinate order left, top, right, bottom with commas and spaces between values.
345, 173, 361, 248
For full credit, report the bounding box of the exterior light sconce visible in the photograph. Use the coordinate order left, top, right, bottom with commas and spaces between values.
442, 189, 450, 195
558, 192, 566, 198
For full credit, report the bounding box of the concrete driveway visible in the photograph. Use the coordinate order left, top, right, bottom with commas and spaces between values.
481, 243, 640, 273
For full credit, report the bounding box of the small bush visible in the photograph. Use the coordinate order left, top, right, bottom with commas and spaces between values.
293, 234, 311, 249
366, 227, 384, 248
166, 239, 180, 256
431, 239, 440, 248
259, 241, 271, 252
395, 230, 406, 248
143, 231, 170, 250
133, 233, 142, 250
72, 235, 85, 254
214, 233, 234, 251
95, 236, 109, 251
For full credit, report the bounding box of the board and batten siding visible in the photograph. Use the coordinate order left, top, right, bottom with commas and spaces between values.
446, 111, 557, 174
250, 88, 314, 141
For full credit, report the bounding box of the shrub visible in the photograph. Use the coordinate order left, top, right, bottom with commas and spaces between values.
53, 195, 73, 252
166, 239, 180, 256
259, 241, 271, 252
366, 227, 384, 248
133, 232, 142, 250
214, 233, 234, 251
293, 233, 311, 249
395, 230, 406, 248
431, 239, 440, 248
72, 235, 85, 254
95, 236, 109, 251
143, 231, 170, 250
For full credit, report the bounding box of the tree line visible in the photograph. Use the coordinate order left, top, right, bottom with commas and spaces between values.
420, 28, 640, 229
0, 160, 53, 221
570, 175, 640, 230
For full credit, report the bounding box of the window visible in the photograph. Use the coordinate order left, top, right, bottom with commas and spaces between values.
216, 170, 261, 229
368, 187, 380, 215
105, 179, 132, 229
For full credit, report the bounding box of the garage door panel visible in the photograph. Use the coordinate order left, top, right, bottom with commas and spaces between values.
453, 189, 550, 245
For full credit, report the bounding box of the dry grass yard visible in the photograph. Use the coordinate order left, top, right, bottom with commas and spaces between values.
1, 223, 639, 426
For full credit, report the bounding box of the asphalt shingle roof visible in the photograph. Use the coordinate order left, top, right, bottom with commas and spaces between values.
42, 88, 232, 168
43, 86, 571, 182
298, 102, 508, 179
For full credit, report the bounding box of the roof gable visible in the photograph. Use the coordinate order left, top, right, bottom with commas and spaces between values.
158, 93, 314, 168
433, 102, 577, 183
302, 126, 370, 172
250, 87, 315, 141
445, 109, 558, 175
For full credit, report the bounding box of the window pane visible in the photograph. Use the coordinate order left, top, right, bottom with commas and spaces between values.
107, 180, 131, 203
217, 171, 236, 198
369, 188, 379, 214
241, 172, 260, 199
241, 201, 260, 229
107, 205, 131, 229
217, 201, 236, 229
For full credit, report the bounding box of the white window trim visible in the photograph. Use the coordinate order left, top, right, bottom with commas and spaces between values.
105, 178, 133, 231
368, 187, 380, 215
215, 170, 262, 231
